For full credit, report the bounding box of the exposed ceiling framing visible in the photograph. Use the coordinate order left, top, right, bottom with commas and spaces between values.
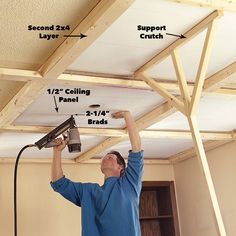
1, 2, 236, 233
0, 6, 235, 164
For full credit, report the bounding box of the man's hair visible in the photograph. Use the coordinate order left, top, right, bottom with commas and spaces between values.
107, 150, 126, 176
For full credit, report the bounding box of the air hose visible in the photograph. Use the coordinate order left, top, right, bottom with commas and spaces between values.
14, 144, 36, 236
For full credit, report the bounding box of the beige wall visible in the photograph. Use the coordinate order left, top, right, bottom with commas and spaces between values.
0, 161, 174, 236
174, 141, 236, 236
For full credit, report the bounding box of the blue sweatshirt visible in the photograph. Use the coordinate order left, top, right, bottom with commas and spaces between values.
51, 150, 144, 236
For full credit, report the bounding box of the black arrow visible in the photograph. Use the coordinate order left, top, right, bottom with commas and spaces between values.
63, 33, 87, 39
166, 33, 186, 39
53, 96, 59, 113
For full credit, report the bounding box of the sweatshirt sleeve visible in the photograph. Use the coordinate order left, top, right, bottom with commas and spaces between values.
50, 176, 84, 206
124, 150, 144, 194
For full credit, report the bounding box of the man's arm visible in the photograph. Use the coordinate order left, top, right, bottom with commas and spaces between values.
51, 138, 66, 182
50, 138, 86, 207
113, 111, 143, 194
112, 111, 141, 152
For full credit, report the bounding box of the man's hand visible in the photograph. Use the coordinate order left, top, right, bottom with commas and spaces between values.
112, 111, 130, 119
53, 137, 66, 153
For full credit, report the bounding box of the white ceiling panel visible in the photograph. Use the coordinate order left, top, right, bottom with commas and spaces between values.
68, 42, 156, 76
67, 1, 236, 84
148, 56, 178, 81
148, 111, 190, 130
0, 133, 105, 159
197, 93, 236, 131
14, 84, 165, 128
94, 138, 194, 159
148, 94, 236, 131
68, 0, 212, 75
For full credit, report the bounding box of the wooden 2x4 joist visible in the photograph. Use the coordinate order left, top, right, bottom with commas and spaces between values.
0, 126, 127, 137
140, 130, 236, 140
1, 125, 235, 141
1, 64, 235, 95
0, 157, 170, 165
0, 68, 42, 82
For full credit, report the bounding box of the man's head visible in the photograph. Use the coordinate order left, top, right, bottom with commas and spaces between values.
101, 151, 126, 177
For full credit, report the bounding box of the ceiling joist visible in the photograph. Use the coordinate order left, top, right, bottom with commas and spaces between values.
0, 68, 42, 82
1, 126, 127, 137
1, 125, 235, 141
140, 130, 235, 140
1, 66, 235, 96
0, 157, 170, 165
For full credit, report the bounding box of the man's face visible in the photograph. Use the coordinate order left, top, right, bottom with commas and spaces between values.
101, 153, 122, 174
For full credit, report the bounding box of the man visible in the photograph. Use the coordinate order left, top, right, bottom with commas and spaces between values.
50, 111, 144, 236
